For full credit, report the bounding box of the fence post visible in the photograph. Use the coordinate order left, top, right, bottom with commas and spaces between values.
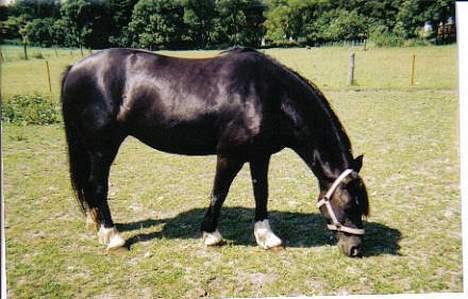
45, 60, 52, 94
0, 48, 4, 63
410, 54, 416, 86
348, 52, 355, 86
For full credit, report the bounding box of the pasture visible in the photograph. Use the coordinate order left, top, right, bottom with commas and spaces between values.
2, 45, 461, 297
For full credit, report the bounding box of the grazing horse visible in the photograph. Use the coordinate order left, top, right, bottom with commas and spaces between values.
61, 47, 369, 257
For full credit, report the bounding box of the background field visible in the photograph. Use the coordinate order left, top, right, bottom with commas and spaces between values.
2, 45, 461, 298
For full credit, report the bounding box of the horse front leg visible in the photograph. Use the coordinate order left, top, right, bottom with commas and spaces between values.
201, 155, 244, 246
250, 156, 282, 249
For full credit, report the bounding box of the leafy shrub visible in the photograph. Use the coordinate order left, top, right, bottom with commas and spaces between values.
370, 31, 404, 47
2, 94, 60, 125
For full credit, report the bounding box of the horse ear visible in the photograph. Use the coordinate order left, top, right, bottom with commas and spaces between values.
353, 155, 364, 172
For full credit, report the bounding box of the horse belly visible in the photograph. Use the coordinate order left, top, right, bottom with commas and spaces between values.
130, 124, 218, 155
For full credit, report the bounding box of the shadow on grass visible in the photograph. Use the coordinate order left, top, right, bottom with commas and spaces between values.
116, 206, 401, 257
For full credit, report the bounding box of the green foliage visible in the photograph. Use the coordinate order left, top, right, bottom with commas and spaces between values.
25, 18, 56, 47
0, 16, 25, 41
396, 0, 455, 39
107, 0, 140, 47
214, 0, 265, 47
369, 28, 404, 47
265, 0, 360, 46
128, 0, 186, 50
2, 94, 60, 125
59, 0, 93, 48
325, 10, 367, 41
183, 0, 217, 48
0, 0, 457, 50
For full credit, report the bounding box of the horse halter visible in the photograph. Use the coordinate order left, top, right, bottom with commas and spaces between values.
316, 169, 365, 235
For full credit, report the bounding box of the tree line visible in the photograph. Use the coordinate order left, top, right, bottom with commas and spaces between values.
0, 0, 456, 51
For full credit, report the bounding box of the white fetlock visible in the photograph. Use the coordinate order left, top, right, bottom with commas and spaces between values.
254, 219, 282, 249
202, 229, 223, 246
98, 226, 126, 250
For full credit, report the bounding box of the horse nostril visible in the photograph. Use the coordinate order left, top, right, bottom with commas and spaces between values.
350, 246, 362, 257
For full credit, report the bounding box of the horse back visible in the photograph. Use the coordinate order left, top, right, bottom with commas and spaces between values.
62, 48, 287, 156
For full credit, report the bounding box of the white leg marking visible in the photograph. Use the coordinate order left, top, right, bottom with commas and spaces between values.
202, 229, 223, 246
98, 226, 126, 250
254, 219, 282, 249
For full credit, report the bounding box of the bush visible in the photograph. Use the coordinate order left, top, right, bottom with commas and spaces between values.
2, 94, 60, 125
370, 31, 404, 47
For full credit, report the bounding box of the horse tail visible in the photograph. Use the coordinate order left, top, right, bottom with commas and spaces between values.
61, 65, 89, 215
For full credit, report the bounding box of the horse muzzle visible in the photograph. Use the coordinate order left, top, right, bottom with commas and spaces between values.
337, 233, 362, 258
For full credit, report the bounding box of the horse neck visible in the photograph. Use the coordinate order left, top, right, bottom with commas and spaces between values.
306, 141, 353, 189
284, 80, 354, 187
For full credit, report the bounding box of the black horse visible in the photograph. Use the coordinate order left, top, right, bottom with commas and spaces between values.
61, 47, 369, 257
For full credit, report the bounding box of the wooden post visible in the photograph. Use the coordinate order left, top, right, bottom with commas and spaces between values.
363, 39, 367, 51
348, 52, 355, 86
0, 48, 4, 63
410, 54, 416, 86
45, 60, 52, 93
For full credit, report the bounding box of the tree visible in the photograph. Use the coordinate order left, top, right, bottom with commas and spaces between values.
239, 0, 266, 47
213, 0, 264, 47
26, 17, 56, 47
265, 0, 331, 46
8, 0, 61, 19
395, 0, 455, 40
324, 10, 367, 41
107, 0, 140, 47
60, 0, 94, 53
183, 0, 217, 48
128, 0, 186, 50
60, 0, 111, 51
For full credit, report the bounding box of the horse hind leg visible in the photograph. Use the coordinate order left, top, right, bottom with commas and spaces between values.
86, 142, 126, 250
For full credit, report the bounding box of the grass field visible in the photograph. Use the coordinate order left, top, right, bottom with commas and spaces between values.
2, 45, 461, 297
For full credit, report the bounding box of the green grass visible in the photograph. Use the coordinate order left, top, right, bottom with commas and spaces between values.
2, 46, 461, 297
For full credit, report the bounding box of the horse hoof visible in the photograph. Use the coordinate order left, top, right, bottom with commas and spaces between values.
254, 220, 283, 250
106, 234, 126, 250
98, 226, 126, 249
202, 230, 223, 246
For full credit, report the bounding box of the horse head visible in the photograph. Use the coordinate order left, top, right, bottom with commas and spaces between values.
317, 155, 369, 257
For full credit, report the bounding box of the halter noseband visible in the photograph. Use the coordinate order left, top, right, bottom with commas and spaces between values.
316, 169, 365, 235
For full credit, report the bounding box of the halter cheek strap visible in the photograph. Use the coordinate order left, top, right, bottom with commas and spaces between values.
316, 169, 365, 236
